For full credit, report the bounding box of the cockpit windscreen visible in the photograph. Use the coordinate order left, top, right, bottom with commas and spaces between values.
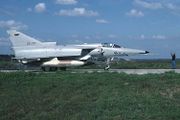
102, 43, 121, 48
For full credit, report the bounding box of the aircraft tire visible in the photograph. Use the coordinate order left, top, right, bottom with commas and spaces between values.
50, 67, 58, 71
60, 67, 67, 71
41, 67, 58, 71
41, 67, 50, 72
104, 65, 110, 70
41, 67, 45, 71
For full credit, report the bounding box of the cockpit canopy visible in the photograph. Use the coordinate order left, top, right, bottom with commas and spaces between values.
102, 43, 121, 48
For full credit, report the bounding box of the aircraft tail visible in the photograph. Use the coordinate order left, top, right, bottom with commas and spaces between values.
7, 30, 42, 48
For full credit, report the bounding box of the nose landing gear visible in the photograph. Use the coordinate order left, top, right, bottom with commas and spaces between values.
104, 65, 110, 70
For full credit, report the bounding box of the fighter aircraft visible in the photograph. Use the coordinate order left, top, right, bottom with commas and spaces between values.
7, 30, 149, 71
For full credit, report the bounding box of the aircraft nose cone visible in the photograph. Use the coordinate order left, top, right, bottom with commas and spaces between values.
145, 51, 149, 54
139, 50, 150, 54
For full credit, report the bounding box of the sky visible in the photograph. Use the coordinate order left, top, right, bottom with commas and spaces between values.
0, 0, 180, 58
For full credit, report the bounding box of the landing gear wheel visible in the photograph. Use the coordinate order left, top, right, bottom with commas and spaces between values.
41, 67, 50, 72
50, 67, 58, 71
41, 67, 58, 71
104, 65, 110, 70
41, 67, 45, 71
60, 67, 67, 71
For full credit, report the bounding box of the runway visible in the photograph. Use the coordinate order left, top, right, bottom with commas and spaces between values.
71, 69, 180, 74
0, 69, 180, 75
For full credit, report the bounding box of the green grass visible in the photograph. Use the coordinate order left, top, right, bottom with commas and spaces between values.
0, 61, 17, 69
0, 72, 180, 120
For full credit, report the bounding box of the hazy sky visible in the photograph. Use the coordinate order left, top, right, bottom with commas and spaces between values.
0, 0, 180, 58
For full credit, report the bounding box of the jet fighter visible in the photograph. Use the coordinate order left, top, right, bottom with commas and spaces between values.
7, 30, 149, 71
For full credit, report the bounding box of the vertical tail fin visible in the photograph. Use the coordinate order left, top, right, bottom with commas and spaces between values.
7, 30, 42, 48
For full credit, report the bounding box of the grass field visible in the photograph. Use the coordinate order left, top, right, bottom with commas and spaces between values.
0, 72, 180, 120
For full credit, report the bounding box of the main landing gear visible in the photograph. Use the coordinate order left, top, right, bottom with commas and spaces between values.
104, 58, 112, 70
104, 65, 110, 70
41, 67, 58, 72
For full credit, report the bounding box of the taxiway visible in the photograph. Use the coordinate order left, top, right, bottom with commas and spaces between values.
0, 69, 180, 75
